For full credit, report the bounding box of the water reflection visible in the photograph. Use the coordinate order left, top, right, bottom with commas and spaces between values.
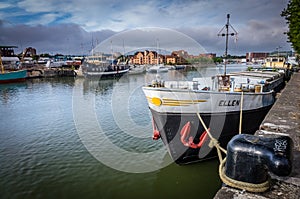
0, 83, 27, 104
87, 79, 116, 95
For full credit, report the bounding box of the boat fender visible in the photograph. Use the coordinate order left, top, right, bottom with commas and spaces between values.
152, 117, 161, 140
180, 121, 209, 149
223, 134, 293, 188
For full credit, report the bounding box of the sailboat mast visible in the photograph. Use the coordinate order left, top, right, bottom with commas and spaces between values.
91, 35, 94, 63
156, 38, 159, 65
110, 40, 114, 66
123, 39, 125, 57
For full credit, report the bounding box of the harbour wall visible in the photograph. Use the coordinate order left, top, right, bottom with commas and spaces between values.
26, 67, 77, 78
214, 72, 300, 199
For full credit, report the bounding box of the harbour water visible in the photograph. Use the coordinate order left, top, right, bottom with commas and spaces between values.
0, 65, 248, 198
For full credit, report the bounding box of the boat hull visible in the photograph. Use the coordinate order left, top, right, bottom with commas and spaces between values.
0, 70, 27, 84
143, 87, 276, 164
128, 66, 146, 75
84, 68, 129, 78
146, 65, 168, 73
150, 104, 272, 164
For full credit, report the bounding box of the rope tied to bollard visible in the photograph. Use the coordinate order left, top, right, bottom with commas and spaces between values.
219, 157, 270, 192
194, 91, 270, 193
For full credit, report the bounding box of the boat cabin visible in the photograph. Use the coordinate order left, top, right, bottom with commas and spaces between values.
263, 56, 289, 69
152, 71, 284, 94
0, 46, 20, 69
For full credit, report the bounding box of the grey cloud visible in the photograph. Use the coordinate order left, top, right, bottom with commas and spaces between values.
0, 0, 291, 55
178, 15, 291, 56
0, 22, 116, 55
0, 9, 292, 57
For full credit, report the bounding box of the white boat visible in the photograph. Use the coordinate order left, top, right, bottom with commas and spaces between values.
74, 65, 84, 77
128, 65, 146, 75
0, 46, 20, 69
146, 39, 169, 73
146, 64, 168, 73
142, 70, 284, 164
287, 56, 298, 66
1, 56, 20, 69
141, 14, 285, 164
45, 60, 66, 68
37, 57, 50, 64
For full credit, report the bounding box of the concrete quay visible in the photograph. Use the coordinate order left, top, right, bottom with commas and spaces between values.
214, 72, 300, 199
26, 67, 77, 78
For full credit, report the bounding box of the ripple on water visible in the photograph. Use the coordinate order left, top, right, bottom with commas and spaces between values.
0, 72, 229, 198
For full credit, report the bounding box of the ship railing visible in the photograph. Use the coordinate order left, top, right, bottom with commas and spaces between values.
164, 80, 193, 89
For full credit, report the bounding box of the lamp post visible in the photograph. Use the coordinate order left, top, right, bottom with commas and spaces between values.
276, 46, 282, 60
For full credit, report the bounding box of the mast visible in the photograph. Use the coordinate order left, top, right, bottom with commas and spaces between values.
91, 35, 94, 63
0, 53, 4, 74
225, 14, 229, 73
122, 39, 125, 57
122, 39, 126, 64
110, 40, 114, 66
218, 14, 238, 75
156, 38, 159, 65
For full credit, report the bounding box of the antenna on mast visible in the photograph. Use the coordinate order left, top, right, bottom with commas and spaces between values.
218, 14, 238, 75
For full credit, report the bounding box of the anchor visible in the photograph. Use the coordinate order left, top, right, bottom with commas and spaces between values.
180, 121, 209, 149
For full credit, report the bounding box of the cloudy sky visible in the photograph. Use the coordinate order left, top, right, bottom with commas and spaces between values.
0, 0, 292, 56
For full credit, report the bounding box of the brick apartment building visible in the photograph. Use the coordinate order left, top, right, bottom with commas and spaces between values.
246, 52, 269, 63
130, 50, 188, 65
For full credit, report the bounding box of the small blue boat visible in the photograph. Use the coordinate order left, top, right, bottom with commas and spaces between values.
0, 70, 27, 84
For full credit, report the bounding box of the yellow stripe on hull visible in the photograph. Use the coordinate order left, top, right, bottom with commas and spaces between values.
146, 96, 207, 107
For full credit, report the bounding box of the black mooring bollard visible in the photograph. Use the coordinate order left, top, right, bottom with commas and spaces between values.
225, 134, 293, 184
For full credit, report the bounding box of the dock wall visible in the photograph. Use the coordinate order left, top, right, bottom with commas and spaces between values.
26, 68, 77, 78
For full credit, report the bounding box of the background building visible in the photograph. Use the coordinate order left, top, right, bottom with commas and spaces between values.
130, 50, 188, 65
246, 52, 269, 63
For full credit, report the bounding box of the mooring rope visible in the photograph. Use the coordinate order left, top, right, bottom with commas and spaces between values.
219, 158, 270, 192
195, 112, 226, 162
189, 88, 269, 192
239, 91, 244, 134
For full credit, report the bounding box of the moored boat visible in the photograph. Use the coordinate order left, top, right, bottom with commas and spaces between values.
82, 52, 130, 78
146, 64, 168, 73
83, 65, 129, 78
142, 14, 285, 164
263, 56, 289, 68
0, 70, 27, 84
0, 52, 27, 84
174, 65, 186, 70
82, 62, 129, 78
142, 70, 284, 164
128, 64, 146, 75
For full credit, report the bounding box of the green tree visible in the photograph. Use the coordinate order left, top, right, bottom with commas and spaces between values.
186, 57, 214, 64
40, 53, 50, 57
213, 57, 223, 63
281, 0, 300, 54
